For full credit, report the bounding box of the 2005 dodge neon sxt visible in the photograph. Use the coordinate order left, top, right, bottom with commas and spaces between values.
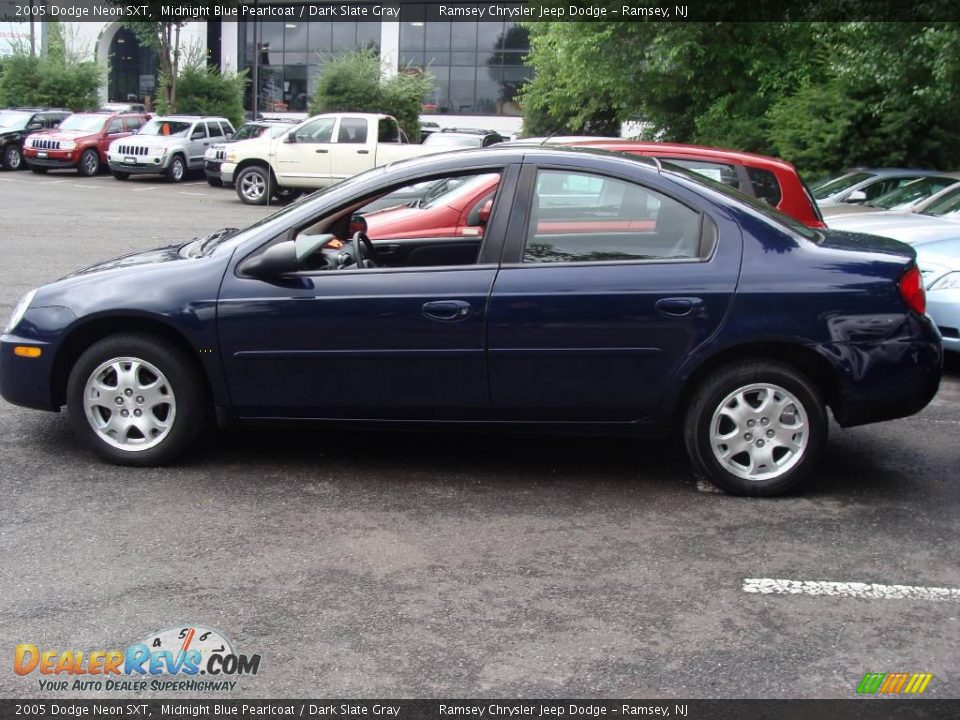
0, 147, 942, 495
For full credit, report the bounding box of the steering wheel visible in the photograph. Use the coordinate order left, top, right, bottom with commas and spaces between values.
348, 231, 378, 270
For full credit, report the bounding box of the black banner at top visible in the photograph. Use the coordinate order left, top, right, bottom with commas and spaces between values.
0, 0, 959, 23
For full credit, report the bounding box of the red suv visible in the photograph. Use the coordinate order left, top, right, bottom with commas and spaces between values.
566, 140, 825, 228
23, 112, 150, 176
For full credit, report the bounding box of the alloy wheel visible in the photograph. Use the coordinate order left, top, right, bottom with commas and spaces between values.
240, 171, 266, 202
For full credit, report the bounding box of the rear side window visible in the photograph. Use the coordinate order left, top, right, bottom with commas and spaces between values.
338, 117, 367, 144
378, 118, 400, 143
662, 158, 741, 190
747, 167, 782, 206
524, 170, 703, 263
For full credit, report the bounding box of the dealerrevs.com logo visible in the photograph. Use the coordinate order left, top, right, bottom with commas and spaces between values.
14, 625, 261, 692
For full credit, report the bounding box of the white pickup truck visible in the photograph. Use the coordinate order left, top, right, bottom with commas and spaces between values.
221, 113, 432, 205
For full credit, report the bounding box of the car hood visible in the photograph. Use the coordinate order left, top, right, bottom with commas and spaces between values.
113, 134, 184, 147
60, 245, 186, 280
827, 213, 960, 244
30, 129, 99, 142
0, 128, 26, 139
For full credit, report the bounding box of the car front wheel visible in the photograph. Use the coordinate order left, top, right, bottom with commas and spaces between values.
66, 334, 206, 466
78, 148, 101, 177
236, 165, 270, 205
165, 155, 186, 182
683, 360, 827, 496
2, 144, 23, 170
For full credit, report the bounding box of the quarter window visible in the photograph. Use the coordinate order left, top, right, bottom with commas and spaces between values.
338, 117, 367, 144
524, 170, 703, 263
747, 167, 783, 206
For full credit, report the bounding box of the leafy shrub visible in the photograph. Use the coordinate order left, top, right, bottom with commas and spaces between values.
0, 51, 101, 110
155, 55, 247, 128
309, 49, 433, 142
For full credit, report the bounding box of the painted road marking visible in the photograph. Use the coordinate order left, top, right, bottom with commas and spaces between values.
179, 191, 208, 196
131, 186, 158, 192
43, 180, 70, 185
743, 578, 960, 601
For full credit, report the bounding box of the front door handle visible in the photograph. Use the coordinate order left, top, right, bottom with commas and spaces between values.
655, 297, 703, 317
316, 148, 328, 153
422, 300, 471, 322
357, 149, 370, 155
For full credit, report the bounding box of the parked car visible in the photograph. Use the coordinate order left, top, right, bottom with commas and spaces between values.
220, 113, 432, 205
811, 168, 944, 208
422, 128, 505, 149
0, 147, 940, 495
100, 102, 148, 114
204, 119, 297, 187
514, 139, 826, 228
827, 188, 960, 245
105, 115, 235, 182
914, 236, 960, 353
23, 111, 150, 176
821, 173, 960, 218
0, 108, 71, 170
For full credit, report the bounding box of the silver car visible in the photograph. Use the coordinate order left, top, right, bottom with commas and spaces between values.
107, 115, 234, 182
811, 168, 944, 208
821, 173, 960, 218
915, 236, 960, 354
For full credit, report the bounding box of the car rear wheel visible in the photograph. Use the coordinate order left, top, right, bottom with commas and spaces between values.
165, 155, 186, 182
2, 144, 23, 170
236, 165, 270, 205
112, 170, 130, 180
66, 334, 206, 466
78, 148, 101, 177
683, 359, 827, 496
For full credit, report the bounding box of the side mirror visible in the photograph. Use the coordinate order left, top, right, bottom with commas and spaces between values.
845, 190, 868, 203
27, 123, 42, 131
284, 132, 297, 144
243, 240, 300, 277
466, 197, 494, 227
191, 131, 205, 140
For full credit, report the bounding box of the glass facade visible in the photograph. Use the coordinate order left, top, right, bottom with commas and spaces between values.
399, 11, 531, 116
238, 18, 381, 113
237, 8, 531, 116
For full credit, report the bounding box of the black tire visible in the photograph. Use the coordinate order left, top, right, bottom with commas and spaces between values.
112, 170, 130, 180
206, 176, 223, 187
236, 165, 270, 205
2, 143, 23, 170
78, 148, 101, 177
164, 154, 187, 182
683, 359, 827, 497
66, 333, 207, 466
30, 165, 48, 174
273, 186, 302, 203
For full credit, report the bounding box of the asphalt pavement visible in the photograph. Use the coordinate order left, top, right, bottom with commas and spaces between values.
0, 168, 958, 699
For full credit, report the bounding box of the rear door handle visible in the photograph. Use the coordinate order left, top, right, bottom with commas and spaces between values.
655, 297, 703, 317
422, 300, 471, 322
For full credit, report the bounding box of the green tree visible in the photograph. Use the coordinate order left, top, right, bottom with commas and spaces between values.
309, 49, 433, 142
155, 51, 247, 128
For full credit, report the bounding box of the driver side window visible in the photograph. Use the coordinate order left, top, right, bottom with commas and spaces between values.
293, 170, 503, 272
294, 118, 335, 144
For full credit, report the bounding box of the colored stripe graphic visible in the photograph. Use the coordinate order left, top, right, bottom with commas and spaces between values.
857, 673, 933, 694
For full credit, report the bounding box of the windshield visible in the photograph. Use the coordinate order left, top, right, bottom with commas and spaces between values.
423, 134, 484, 148
138, 119, 191, 137
920, 186, 960, 219
811, 172, 873, 200
660, 160, 820, 240
420, 174, 499, 209
870, 176, 957, 210
57, 114, 109, 133
0, 111, 31, 131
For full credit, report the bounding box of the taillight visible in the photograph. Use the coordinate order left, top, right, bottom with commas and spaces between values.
898, 265, 926, 315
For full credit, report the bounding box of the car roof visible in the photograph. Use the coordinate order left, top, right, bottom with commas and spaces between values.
562, 139, 799, 171
150, 115, 229, 121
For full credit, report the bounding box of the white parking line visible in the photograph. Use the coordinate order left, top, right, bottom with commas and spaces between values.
179, 191, 208, 197
0, 177, 15, 182
43, 180, 70, 185
743, 578, 960, 602
131, 186, 159, 192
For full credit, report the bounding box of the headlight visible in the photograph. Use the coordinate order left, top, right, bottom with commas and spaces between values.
24, 137, 34, 148
929, 271, 960, 292
60, 141, 76, 151
225, 150, 237, 163
149, 147, 169, 156
5, 289, 37, 334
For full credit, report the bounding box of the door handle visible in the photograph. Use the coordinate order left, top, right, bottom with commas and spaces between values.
655, 297, 703, 317
422, 300, 471, 322
357, 149, 370, 155
316, 148, 328, 153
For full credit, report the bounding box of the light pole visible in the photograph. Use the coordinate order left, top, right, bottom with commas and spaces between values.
251, 0, 259, 119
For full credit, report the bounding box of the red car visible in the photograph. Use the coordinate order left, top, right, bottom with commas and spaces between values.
567, 140, 825, 228
23, 112, 150, 177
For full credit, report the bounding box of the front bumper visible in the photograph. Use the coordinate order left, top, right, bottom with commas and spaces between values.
24, 149, 79, 168
204, 160, 223, 180
106, 151, 170, 174
220, 162, 238, 184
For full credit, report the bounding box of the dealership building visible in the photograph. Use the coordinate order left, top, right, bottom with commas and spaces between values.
18, 5, 531, 135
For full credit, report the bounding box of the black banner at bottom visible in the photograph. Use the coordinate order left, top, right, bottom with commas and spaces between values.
2, 699, 959, 720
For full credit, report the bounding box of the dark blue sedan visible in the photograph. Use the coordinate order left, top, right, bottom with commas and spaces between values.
0, 147, 942, 495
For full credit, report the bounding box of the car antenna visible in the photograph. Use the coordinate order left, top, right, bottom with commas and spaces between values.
539, 131, 559, 147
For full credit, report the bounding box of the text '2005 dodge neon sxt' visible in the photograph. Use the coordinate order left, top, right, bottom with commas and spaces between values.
0, 147, 942, 495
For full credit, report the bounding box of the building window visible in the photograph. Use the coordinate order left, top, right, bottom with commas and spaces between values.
239, 16, 381, 113
399, 6, 531, 116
